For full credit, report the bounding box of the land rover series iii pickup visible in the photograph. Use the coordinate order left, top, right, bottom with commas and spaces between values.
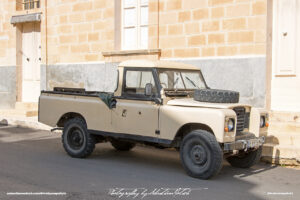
39, 60, 267, 179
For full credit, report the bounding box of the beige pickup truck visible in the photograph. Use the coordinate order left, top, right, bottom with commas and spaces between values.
39, 60, 267, 179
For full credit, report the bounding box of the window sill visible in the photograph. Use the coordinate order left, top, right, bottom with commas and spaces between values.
102, 49, 161, 57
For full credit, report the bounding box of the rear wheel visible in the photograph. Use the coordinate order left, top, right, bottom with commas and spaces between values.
62, 117, 95, 158
180, 130, 223, 179
226, 146, 262, 168
110, 139, 136, 151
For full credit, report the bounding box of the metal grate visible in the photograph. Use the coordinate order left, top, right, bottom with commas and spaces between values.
233, 107, 246, 132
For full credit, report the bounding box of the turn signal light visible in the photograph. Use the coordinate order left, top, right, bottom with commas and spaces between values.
265, 122, 269, 127
224, 127, 229, 132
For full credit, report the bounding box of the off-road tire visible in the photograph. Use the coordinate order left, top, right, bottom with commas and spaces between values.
62, 117, 95, 158
226, 146, 262, 168
180, 130, 223, 179
111, 139, 136, 151
194, 89, 239, 103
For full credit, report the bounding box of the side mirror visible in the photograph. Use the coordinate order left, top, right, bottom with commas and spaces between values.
154, 98, 163, 105
110, 99, 117, 109
145, 83, 153, 96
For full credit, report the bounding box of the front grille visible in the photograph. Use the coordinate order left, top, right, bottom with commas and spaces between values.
244, 112, 250, 129
233, 107, 247, 132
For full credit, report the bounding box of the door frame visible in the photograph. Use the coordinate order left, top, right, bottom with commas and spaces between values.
16, 22, 41, 103
111, 67, 161, 137
266, 0, 273, 110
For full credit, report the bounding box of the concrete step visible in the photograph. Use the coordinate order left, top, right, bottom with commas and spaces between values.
268, 121, 300, 133
269, 111, 300, 123
262, 143, 300, 165
0, 109, 38, 117
0, 116, 51, 130
264, 132, 300, 145
15, 102, 38, 110
266, 120, 300, 145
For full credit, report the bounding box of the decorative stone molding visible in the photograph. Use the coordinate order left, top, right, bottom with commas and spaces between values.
102, 49, 161, 62
11, 12, 42, 24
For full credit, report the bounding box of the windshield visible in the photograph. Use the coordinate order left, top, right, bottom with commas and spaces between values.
157, 69, 207, 90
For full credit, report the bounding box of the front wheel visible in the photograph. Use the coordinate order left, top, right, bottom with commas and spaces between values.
180, 130, 223, 179
226, 146, 262, 168
62, 117, 95, 158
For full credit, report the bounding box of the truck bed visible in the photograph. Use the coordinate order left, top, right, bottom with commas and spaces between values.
39, 87, 114, 130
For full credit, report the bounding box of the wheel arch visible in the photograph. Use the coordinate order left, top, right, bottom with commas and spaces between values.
57, 112, 87, 127
174, 123, 214, 142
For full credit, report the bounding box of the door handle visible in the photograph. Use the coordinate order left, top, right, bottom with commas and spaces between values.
26, 58, 30, 62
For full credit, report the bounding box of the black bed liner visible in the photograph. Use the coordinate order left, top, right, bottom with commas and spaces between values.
41, 87, 106, 97
41, 87, 161, 105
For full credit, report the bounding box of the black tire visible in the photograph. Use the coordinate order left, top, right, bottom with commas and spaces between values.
62, 117, 95, 158
180, 130, 223, 179
110, 139, 136, 151
226, 146, 262, 168
194, 89, 239, 103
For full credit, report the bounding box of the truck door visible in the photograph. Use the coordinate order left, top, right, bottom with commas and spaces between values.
112, 68, 160, 138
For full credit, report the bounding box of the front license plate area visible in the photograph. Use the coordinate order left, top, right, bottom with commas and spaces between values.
247, 139, 260, 148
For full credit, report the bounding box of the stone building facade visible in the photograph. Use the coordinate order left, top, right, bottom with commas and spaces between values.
0, 0, 267, 106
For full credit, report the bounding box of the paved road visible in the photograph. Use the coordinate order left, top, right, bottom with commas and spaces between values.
0, 126, 299, 200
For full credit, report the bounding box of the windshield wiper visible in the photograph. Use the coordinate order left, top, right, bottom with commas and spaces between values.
185, 76, 199, 89
174, 76, 179, 86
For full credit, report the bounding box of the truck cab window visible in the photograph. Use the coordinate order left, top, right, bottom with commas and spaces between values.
124, 70, 157, 96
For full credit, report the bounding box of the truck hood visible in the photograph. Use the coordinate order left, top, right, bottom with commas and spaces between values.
167, 98, 250, 109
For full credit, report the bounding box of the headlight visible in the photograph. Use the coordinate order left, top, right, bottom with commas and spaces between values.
228, 119, 234, 131
260, 116, 265, 128
225, 118, 235, 132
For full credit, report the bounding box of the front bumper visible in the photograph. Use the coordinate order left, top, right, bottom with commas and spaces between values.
223, 136, 265, 151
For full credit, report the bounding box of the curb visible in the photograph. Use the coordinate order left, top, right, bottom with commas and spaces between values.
261, 156, 300, 167
0, 115, 51, 131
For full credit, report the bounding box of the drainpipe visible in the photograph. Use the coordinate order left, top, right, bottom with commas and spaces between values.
157, 0, 160, 51
45, 0, 48, 90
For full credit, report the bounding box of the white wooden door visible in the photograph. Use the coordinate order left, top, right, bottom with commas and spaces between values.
273, 0, 299, 75
271, 0, 300, 111
22, 22, 41, 102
